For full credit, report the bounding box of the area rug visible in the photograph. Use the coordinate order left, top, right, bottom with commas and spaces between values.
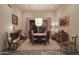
0, 50, 65, 55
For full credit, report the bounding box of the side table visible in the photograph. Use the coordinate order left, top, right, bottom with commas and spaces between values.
20, 34, 27, 40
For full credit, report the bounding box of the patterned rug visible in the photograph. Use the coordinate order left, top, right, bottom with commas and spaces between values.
0, 50, 65, 55
2, 39, 79, 55
1, 50, 79, 55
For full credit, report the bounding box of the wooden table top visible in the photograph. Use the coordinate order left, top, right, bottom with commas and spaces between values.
33, 33, 46, 36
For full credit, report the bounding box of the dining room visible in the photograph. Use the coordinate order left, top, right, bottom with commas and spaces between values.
14, 16, 61, 52
28, 17, 51, 45
0, 4, 79, 55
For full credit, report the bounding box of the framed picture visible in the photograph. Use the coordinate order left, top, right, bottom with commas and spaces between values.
59, 15, 69, 26
12, 14, 18, 25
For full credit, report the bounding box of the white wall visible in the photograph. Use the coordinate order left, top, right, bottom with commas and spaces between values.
0, 5, 12, 51
0, 5, 23, 51
11, 5, 23, 31
22, 10, 56, 35
56, 4, 79, 51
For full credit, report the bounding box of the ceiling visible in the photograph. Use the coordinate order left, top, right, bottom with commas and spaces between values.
14, 4, 64, 11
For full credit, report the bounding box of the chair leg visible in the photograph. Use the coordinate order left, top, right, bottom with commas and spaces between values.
61, 46, 63, 52
71, 46, 73, 53
44, 42, 46, 45
60, 44, 63, 52
8, 44, 11, 50
8, 40, 13, 50
29, 41, 31, 44
48, 41, 50, 45
31, 42, 34, 45
16, 43, 18, 49
29, 41, 32, 45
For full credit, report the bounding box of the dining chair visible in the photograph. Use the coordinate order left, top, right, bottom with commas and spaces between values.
45, 31, 50, 44
29, 30, 35, 45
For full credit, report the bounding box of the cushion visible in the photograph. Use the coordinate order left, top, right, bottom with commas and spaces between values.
10, 32, 20, 39
13, 37, 20, 43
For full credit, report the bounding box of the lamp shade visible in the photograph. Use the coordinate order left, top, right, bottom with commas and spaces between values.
35, 18, 43, 27
9, 24, 13, 32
